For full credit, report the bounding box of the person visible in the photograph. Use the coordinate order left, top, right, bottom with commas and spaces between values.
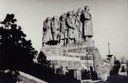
42, 17, 52, 45
51, 16, 60, 41
66, 11, 75, 44
81, 6, 93, 41
75, 8, 83, 42
59, 15, 68, 45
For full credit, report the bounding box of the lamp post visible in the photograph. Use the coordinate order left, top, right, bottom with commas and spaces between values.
107, 43, 113, 68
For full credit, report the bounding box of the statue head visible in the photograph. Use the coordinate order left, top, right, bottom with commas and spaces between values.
67, 11, 73, 16
60, 15, 65, 21
84, 6, 90, 11
46, 17, 51, 21
72, 10, 76, 16
53, 16, 58, 20
78, 8, 83, 12
77, 8, 82, 16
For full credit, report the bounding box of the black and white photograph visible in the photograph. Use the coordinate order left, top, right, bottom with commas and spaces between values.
0, 0, 128, 83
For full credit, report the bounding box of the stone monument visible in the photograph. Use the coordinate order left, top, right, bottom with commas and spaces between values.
41, 6, 102, 80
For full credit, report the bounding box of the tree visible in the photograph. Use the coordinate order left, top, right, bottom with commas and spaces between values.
120, 56, 126, 64
37, 51, 50, 68
110, 60, 121, 75
0, 14, 37, 71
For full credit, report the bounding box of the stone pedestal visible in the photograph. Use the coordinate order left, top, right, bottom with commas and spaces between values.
41, 41, 101, 75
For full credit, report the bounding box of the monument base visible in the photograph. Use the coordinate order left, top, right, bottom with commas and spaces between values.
41, 40, 103, 79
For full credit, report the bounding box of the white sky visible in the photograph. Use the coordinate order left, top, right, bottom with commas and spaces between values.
0, 0, 128, 59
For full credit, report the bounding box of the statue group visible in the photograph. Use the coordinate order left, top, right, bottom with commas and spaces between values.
42, 6, 93, 46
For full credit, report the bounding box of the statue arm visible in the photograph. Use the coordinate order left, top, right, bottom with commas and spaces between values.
80, 23, 83, 33
66, 18, 74, 29
83, 12, 91, 20
57, 21, 60, 31
89, 13, 92, 19
58, 21, 60, 27
43, 21, 47, 32
51, 21, 54, 28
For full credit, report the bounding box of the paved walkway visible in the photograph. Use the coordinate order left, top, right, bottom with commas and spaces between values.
81, 80, 101, 83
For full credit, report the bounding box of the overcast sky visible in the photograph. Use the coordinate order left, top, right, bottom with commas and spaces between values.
0, 0, 128, 59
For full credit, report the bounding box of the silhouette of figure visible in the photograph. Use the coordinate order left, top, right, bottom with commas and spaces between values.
60, 15, 68, 45
42, 17, 52, 45
66, 11, 76, 44
51, 16, 60, 41
126, 61, 128, 76
82, 69, 90, 79
121, 65, 125, 72
82, 6, 93, 41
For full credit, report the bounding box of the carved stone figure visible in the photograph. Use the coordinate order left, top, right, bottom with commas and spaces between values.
82, 6, 93, 40
42, 17, 52, 45
72, 10, 79, 43
51, 16, 60, 41
75, 8, 83, 42
66, 11, 76, 44
60, 15, 68, 45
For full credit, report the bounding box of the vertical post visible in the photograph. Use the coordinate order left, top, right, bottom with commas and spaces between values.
107, 42, 113, 70
93, 54, 95, 71
108, 43, 111, 55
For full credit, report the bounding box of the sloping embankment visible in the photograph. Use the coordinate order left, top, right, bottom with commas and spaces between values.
18, 71, 48, 83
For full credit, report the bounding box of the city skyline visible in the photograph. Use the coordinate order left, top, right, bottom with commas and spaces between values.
0, 0, 128, 59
